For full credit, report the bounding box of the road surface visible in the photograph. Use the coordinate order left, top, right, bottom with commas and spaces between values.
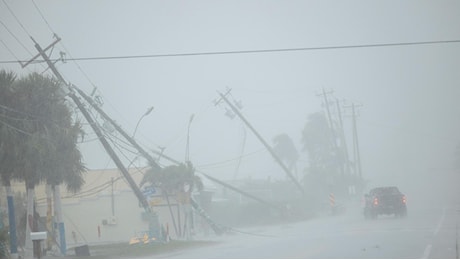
150, 199, 459, 258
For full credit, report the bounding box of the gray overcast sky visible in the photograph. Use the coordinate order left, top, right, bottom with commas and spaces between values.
1, 1, 460, 188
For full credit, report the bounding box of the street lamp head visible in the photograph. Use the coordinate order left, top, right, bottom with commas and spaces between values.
144, 106, 154, 116
133, 106, 154, 138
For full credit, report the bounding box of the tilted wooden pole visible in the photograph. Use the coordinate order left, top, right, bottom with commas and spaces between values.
218, 92, 305, 195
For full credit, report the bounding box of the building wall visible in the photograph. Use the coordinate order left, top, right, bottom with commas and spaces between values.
59, 190, 148, 246
4, 168, 193, 249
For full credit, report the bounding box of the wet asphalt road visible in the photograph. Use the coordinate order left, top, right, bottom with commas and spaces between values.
148, 199, 459, 259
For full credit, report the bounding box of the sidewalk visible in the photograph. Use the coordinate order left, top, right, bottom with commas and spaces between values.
45, 240, 219, 259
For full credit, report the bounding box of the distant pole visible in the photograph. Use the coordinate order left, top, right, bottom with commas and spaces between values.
351, 103, 363, 179
336, 98, 351, 176
321, 88, 336, 137
318, 88, 343, 176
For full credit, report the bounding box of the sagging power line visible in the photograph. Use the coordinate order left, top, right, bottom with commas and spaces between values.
1, 39, 460, 64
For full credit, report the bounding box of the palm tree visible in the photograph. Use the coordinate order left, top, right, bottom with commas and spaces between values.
141, 161, 203, 239
0, 70, 20, 257
7, 72, 85, 257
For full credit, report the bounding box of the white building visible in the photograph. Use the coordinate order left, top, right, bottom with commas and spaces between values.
4, 167, 203, 252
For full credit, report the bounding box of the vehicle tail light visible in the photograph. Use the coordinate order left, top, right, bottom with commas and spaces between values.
402, 196, 406, 204
373, 198, 379, 206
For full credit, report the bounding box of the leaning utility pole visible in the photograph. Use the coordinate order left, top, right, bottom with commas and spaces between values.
24, 37, 160, 252
74, 84, 231, 236
29, 37, 153, 213
147, 148, 285, 213
319, 88, 336, 139
72, 87, 162, 172
217, 91, 305, 195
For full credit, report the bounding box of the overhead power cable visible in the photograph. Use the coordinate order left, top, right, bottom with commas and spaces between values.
1, 39, 459, 64
1, 0, 32, 37
196, 148, 265, 169
0, 19, 33, 56
0, 38, 20, 61
31, 0, 54, 33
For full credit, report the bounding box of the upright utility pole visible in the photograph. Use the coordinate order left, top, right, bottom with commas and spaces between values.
217, 91, 305, 195
351, 103, 363, 179
344, 102, 363, 179
317, 88, 344, 176
336, 99, 351, 176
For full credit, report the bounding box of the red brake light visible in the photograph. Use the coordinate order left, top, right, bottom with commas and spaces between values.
402, 196, 406, 204
373, 198, 379, 206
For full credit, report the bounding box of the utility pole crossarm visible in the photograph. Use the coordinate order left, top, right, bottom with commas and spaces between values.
21, 37, 61, 68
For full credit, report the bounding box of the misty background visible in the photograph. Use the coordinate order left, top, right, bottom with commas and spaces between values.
1, 1, 459, 201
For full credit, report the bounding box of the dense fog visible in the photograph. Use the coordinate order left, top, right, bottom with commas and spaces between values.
1, 1, 459, 258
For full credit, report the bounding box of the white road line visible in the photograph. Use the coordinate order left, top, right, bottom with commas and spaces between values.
434, 207, 447, 236
422, 244, 432, 259
422, 207, 447, 258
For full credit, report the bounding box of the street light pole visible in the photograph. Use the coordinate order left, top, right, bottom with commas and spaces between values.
185, 114, 194, 162
133, 106, 154, 138
184, 113, 194, 240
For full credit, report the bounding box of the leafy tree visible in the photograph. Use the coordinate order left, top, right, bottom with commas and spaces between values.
300, 112, 341, 208
272, 133, 299, 175
301, 112, 338, 175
